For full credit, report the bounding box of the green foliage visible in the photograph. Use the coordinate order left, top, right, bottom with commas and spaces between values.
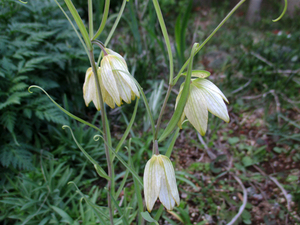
0, 0, 88, 170
0, 151, 101, 225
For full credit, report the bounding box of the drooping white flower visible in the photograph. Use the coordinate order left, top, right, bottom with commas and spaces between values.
83, 48, 140, 110
176, 78, 229, 135
99, 48, 140, 107
83, 67, 115, 110
143, 154, 180, 212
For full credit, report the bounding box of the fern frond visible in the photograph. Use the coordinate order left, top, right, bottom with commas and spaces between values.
9, 82, 28, 93
0, 92, 31, 110
0, 144, 34, 170
0, 110, 17, 132
19, 56, 53, 74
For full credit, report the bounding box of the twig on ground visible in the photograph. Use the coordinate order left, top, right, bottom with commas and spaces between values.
269, 176, 291, 211
226, 175, 247, 225
253, 165, 292, 212
240, 45, 273, 67
269, 90, 281, 123
197, 132, 216, 160
197, 153, 205, 162
231, 79, 252, 94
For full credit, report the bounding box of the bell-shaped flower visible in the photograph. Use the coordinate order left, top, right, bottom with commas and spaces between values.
83, 67, 116, 110
143, 154, 180, 212
99, 48, 140, 107
176, 78, 229, 135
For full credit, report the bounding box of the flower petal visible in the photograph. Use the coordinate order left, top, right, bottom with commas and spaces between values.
98, 69, 115, 109
161, 156, 180, 206
194, 78, 229, 103
184, 84, 208, 136
109, 55, 140, 99
144, 155, 162, 212
83, 68, 101, 110
158, 158, 174, 211
105, 48, 127, 65
100, 57, 121, 106
200, 88, 229, 123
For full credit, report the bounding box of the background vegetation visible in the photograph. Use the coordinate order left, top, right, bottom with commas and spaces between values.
1, 0, 299, 224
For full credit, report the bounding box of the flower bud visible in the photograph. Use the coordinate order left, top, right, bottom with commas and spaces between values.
143, 154, 180, 212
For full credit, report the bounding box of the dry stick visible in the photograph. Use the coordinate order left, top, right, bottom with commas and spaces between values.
197, 132, 216, 160
253, 165, 292, 211
240, 45, 300, 84
226, 175, 248, 225
231, 79, 252, 94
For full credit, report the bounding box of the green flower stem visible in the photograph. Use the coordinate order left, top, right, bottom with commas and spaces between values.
173, 0, 246, 85
154, 84, 173, 140
133, 79, 156, 141
97, 0, 127, 65
89, 49, 114, 225
110, 68, 156, 140
88, 0, 93, 38
93, 0, 110, 40
151, 0, 174, 84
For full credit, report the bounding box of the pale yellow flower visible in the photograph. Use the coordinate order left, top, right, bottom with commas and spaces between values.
99, 48, 140, 107
83, 67, 115, 110
83, 48, 140, 110
143, 154, 180, 212
176, 78, 229, 135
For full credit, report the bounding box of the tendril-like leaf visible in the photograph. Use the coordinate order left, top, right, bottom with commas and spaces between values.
94, 134, 143, 186
28, 85, 103, 134
273, 0, 287, 22
62, 125, 110, 180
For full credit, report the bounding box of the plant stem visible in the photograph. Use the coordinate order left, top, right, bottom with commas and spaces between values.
97, 0, 127, 65
151, 0, 174, 84
93, 0, 110, 40
88, 0, 93, 38
173, 0, 246, 85
154, 84, 173, 140
89, 50, 114, 225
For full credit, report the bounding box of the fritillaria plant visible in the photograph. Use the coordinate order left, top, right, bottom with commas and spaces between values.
26, 0, 272, 224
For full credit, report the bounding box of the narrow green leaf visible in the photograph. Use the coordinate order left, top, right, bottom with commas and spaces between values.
273, 0, 287, 22
141, 212, 159, 225
181, 70, 210, 78
165, 127, 180, 157
53, 0, 89, 58
94, 135, 143, 186
113, 98, 139, 161
158, 43, 199, 142
68, 181, 108, 223
93, 0, 110, 40
98, 0, 127, 64
51, 206, 74, 224
62, 125, 109, 180
28, 86, 103, 134
175, 174, 198, 189
64, 0, 92, 50
109, 192, 129, 225
115, 169, 129, 199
